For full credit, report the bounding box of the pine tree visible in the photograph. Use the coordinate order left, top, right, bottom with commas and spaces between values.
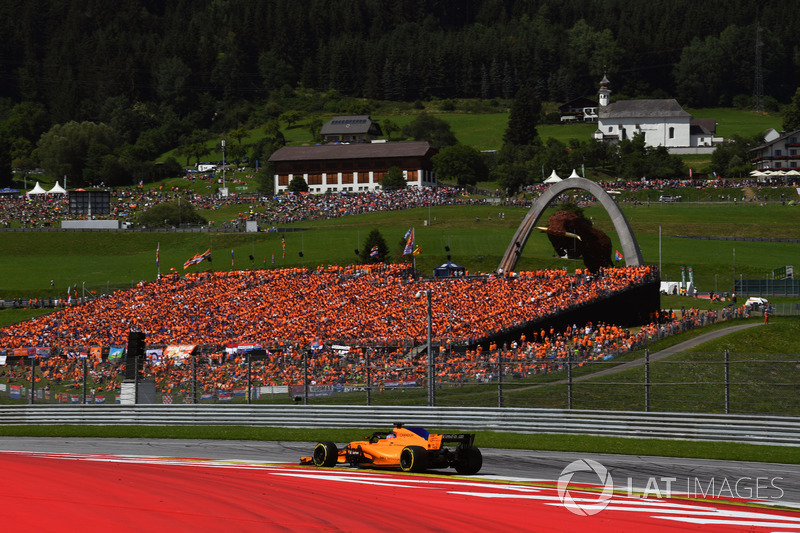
0, 136, 12, 188
782, 87, 800, 132
503, 83, 541, 147
360, 229, 389, 264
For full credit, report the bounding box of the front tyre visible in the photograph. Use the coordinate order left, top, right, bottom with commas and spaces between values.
313, 441, 338, 467
454, 447, 482, 475
400, 445, 428, 473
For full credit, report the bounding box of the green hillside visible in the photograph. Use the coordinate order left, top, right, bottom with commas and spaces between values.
1, 201, 798, 300
156, 106, 782, 169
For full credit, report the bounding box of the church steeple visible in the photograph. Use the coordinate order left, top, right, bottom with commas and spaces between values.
599, 74, 611, 107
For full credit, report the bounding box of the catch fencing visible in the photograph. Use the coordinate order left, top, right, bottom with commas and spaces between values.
2, 350, 800, 416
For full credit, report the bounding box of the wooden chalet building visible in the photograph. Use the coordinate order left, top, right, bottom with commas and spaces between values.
268, 141, 438, 194
749, 128, 800, 172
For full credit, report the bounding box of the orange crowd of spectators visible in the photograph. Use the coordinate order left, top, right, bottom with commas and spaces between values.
0, 300, 749, 400
0, 264, 657, 351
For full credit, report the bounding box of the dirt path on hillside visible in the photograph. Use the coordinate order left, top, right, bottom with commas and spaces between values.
518, 322, 763, 389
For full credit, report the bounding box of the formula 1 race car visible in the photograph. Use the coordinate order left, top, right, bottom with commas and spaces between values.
300, 423, 483, 475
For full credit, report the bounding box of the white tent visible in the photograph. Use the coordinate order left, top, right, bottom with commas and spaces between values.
47, 181, 67, 195
26, 182, 47, 196
567, 169, 581, 179
544, 170, 562, 183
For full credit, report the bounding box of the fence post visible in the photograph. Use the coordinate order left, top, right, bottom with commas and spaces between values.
246, 353, 252, 405
567, 357, 573, 410
303, 347, 309, 405
724, 349, 730, 414
645, 349, 650, 412
29, 357, 35, 404
82, 356, 88, 405
498, 351, 503, 408
191, 353, 197, 404
366, 347, 371, 406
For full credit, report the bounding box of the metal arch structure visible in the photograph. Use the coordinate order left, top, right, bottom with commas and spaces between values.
498, 177, 644, 273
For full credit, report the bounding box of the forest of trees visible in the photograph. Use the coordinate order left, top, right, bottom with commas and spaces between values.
0, 0, 798, 188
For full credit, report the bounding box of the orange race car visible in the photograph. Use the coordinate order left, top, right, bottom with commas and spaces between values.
300, 423, 483, 475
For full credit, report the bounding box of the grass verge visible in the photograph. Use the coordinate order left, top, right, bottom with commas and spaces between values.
0, 425, 795, 464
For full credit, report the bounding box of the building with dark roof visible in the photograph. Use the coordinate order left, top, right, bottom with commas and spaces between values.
319, 115, 382, 143
592, 76, 721, 153
749, 128, 800, 172
558, 96, 598, 122
268, 141, 437, 194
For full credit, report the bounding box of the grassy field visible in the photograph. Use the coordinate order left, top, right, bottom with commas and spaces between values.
687, 108, 780, 139
1, 200, 798, 299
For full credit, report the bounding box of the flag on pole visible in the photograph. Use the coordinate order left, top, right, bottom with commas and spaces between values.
370, 245, 379, 258
231, 249, 235, 268
403, 229, 414, 255
412, 245, 421, 255
614, 250, 623, 261
183, 249, 212, 269
281, 235, 286, 259
156, 242, 160, 267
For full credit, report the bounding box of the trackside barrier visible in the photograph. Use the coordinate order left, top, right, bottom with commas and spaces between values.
0, 405, 798, 446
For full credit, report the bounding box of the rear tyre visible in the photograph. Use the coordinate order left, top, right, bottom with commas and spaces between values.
400, 445, 428, 473
313, 441, 338, 467
454, 447, 482, 475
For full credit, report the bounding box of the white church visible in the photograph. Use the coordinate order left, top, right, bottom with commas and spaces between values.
592, 75, 722, 154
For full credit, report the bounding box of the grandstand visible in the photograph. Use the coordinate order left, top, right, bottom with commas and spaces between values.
0, 261, 668, 402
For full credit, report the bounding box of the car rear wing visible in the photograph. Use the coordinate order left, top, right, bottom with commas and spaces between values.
439, 433, 476, 448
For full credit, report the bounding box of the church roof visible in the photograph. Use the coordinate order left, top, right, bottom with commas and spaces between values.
599, 99, 691, 119
690, 118, 717, 135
